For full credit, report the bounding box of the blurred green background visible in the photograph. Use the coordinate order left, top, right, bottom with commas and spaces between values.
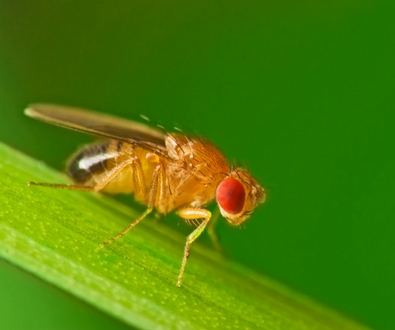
0, 1, 394, 329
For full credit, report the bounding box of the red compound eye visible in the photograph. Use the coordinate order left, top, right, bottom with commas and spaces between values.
216, 177, 246, 214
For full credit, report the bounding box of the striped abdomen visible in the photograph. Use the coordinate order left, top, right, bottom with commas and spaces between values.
67, 140, 114, 184
67, 140, 158, 200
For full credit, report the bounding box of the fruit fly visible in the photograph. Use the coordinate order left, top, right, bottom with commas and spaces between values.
25, 104, 266, 286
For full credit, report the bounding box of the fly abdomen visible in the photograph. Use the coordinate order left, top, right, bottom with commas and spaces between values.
67, 140, 116, 184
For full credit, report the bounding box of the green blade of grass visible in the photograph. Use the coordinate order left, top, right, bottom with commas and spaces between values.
0, 142, 368, 330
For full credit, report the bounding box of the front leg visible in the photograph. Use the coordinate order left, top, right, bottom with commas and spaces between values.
176, 208, 211, 287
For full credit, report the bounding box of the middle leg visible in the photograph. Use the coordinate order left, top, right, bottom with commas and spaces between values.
100, 163, 164, 247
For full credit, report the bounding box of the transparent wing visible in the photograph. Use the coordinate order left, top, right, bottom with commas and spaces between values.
25, 104, 166, 145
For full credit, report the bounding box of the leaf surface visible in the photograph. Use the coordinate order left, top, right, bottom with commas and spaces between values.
0, 143, 369, 330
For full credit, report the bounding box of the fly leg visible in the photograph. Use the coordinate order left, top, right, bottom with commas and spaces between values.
130, 157, 146, 200
100, 163, 164, 248
176, 208, 211, 287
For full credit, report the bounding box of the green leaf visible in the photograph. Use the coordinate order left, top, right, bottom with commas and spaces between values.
0, 142, 369, 330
